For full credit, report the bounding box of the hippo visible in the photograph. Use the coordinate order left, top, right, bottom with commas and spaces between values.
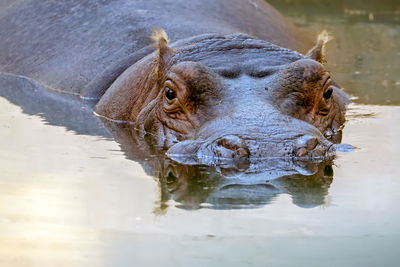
0, 0, 350, 168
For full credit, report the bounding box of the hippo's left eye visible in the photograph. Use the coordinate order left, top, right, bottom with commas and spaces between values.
323, 86, 333, 100
165, 87, 176, 100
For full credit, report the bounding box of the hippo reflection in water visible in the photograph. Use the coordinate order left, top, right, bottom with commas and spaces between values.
0, 0, 351, 208
103, 120, 335, 210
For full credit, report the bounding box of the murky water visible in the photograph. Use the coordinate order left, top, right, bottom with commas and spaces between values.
1, 1, 400, 266
269, 0, 400, 105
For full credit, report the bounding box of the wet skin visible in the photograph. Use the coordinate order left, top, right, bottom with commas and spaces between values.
96, 34, 350, 166
0, 0, 350, 168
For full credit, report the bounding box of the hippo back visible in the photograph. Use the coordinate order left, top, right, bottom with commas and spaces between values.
0, 0, 307, 97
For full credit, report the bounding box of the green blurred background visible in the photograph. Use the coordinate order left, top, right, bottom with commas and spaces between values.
269, 0, 400, 105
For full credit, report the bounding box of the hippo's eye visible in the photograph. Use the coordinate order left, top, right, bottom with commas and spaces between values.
323, 86, 333, 100
165, 87, 176, 101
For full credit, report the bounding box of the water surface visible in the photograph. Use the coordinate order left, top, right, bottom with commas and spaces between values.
270, 0, 400, 105
0, 97, 399, 266
1, 1, 400, 266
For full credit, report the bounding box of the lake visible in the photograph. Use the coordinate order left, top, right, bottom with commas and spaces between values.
0, 1, 399, 266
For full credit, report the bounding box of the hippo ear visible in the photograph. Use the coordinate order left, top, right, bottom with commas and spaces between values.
151, 29, 176, 85
306, 30, 331, 63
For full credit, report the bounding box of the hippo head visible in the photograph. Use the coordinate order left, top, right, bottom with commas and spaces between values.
95, 31, 350, 167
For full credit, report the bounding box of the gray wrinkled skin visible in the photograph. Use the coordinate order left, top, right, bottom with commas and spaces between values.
0, 0, 306, 98
0, 0, 351, 170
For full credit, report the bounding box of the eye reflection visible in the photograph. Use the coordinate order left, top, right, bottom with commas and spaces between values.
165, 87, 176, 100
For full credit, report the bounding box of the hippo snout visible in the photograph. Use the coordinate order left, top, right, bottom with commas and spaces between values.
166, 134, 336, 169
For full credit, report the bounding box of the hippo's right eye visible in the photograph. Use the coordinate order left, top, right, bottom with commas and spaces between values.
165, 87, 176, 100
323, 86, 333, 100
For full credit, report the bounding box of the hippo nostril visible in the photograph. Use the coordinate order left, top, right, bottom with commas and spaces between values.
295, 135, 320, 158
236, 147, 249, 158
217, 135, 246, 151
296, 148, 308, 157
313, 144, 327, 157
215, 135, 249, 159
296, 135, 318, 150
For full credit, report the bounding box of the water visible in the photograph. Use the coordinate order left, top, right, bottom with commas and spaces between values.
1, 1, 400, 266
269, 0, 400, 105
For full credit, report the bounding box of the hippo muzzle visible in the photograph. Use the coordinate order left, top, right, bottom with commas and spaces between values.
166, 110, 340, 168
